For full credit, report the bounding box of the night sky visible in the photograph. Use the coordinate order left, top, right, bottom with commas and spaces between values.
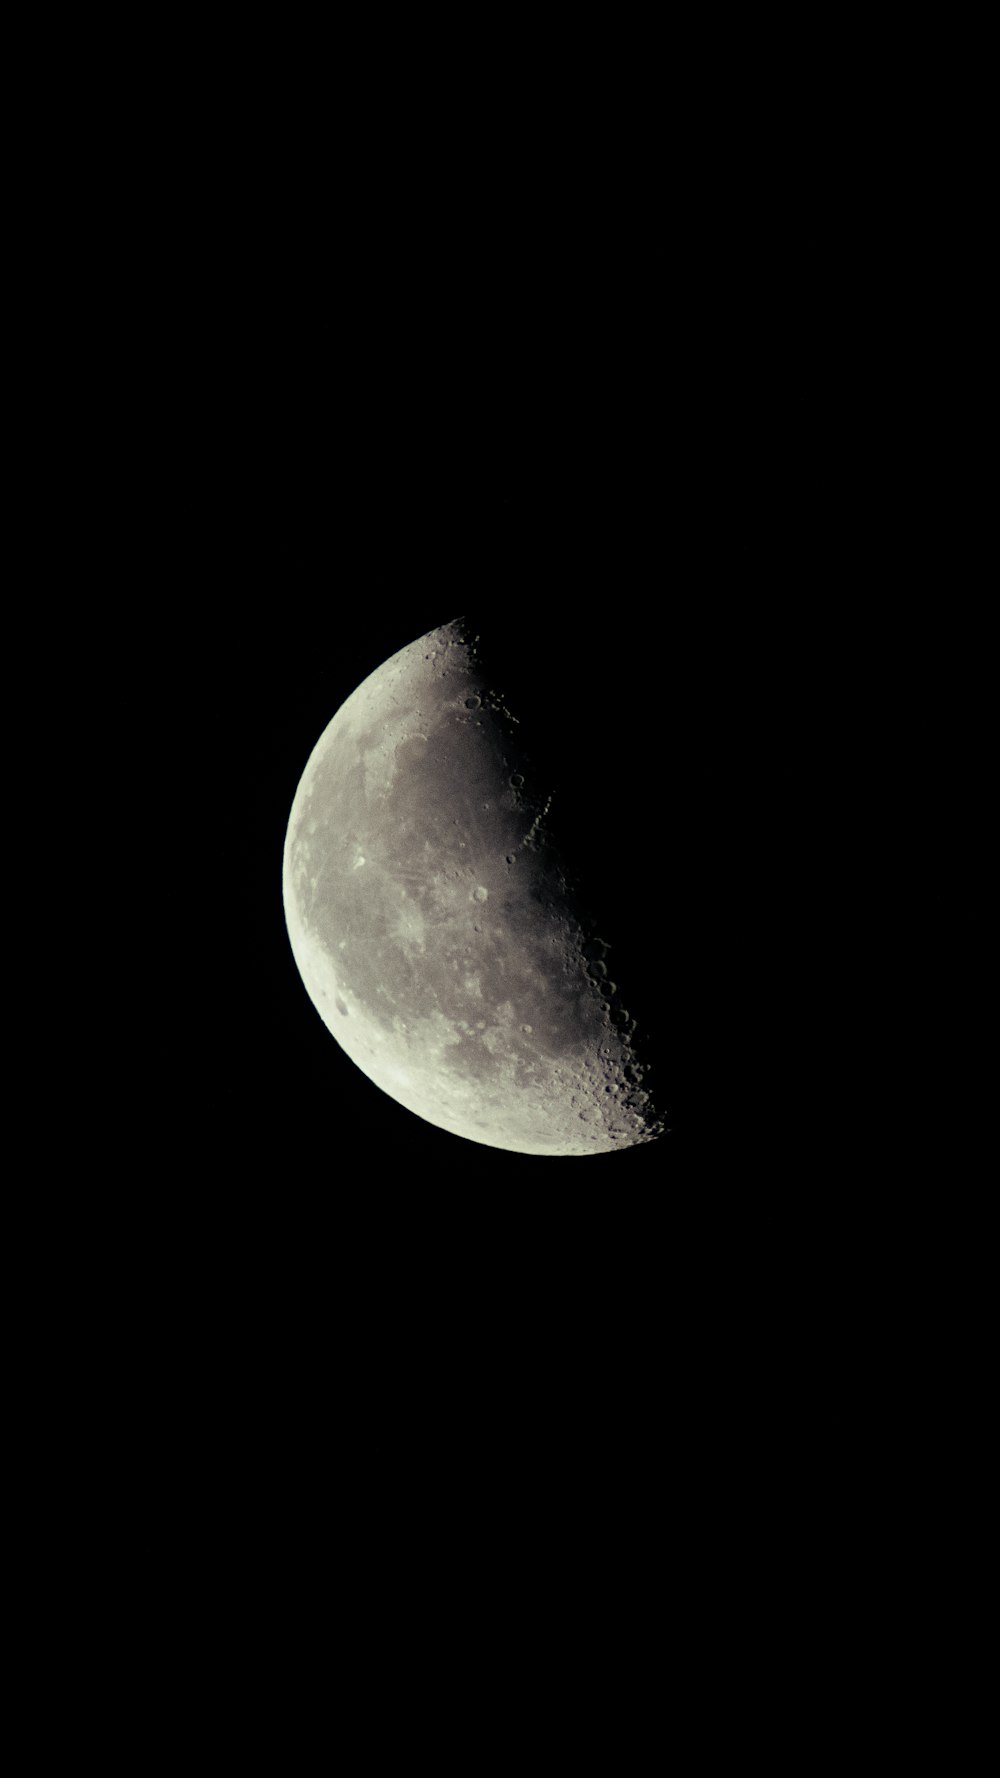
205, 440, 859, 1194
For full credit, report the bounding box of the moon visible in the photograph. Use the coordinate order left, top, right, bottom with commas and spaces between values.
282, 618, 663, 1156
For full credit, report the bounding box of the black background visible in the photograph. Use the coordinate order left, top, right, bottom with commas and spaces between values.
129, 335, 956, 1676
50, 32, 961, 1232
162, 145, 958, 1238
87, 56, 965, 1418
25, 35, 980, 1730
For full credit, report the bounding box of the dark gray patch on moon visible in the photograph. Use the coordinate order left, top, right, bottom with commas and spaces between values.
282, 617, 664, 1156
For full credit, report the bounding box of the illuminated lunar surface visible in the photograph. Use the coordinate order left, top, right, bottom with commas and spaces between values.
282, 618, 662, 1155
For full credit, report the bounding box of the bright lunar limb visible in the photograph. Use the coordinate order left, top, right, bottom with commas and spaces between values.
282, 618, 663, 1156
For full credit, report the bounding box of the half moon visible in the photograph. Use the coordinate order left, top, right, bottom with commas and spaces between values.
282, 618, 662, 1156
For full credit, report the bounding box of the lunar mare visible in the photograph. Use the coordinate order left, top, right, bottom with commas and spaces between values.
282, 619, 661, 1156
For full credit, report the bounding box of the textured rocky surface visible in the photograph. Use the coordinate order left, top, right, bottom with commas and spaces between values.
282, 618, 663, 1155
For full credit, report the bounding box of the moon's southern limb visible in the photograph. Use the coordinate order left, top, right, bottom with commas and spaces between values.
282, 619, 663, 1156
